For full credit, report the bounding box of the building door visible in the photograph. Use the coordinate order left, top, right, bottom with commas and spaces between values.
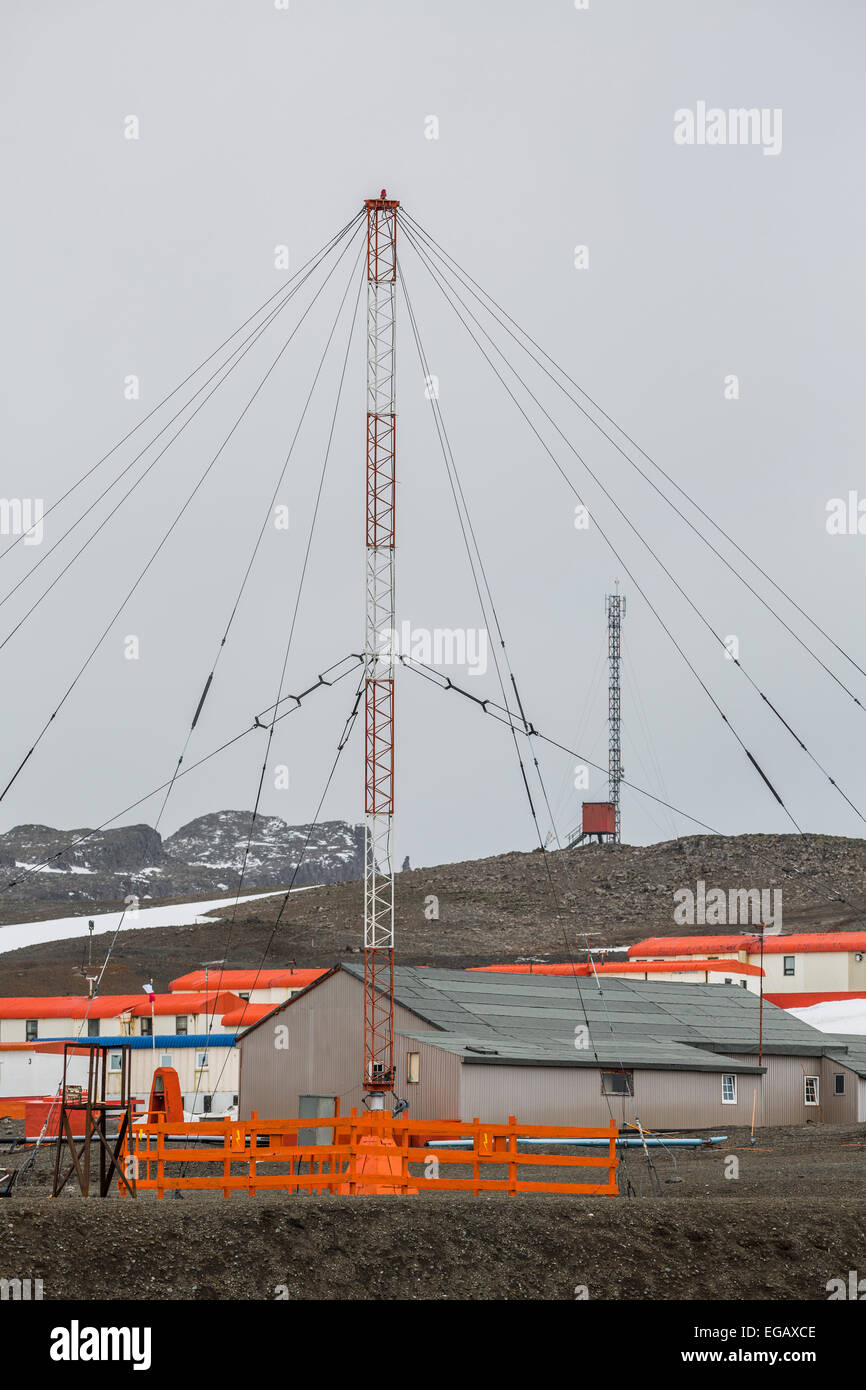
298, 1094, 337, 1147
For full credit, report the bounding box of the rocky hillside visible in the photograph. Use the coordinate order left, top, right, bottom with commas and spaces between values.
1, 832, 864, 996
163, 812, 362, 886
0, 812, 364, 905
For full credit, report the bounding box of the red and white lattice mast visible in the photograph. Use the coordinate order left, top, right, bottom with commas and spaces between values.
363, 191, 399, 1108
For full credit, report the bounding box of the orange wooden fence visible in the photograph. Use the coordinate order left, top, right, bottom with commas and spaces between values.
119, 1110, 618, 1197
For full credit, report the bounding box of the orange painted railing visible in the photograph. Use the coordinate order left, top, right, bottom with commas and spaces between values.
119, 1110, 618, 1198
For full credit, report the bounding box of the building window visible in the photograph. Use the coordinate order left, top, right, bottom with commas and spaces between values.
407, 1052, 420, 1084
109, 1052, 123, 1073
783, 956, 795, 977
601, 1069, 633, 1097
724, 978, 732, 984
83, 1018, 100, 1037
722, 1074, 737, 1104
195, 1052, 209, 1070
834, 1074, 846, 1096
202, 1095, 212, 1113
161, 1055, 172, 1068
140, 1016, 152, 1036
239, 992, 250, 1001
804, 1076, 819, 1106
175, 1016, 188, 1036
232, 1094, 238, 1107
25, 1019, 38, 1042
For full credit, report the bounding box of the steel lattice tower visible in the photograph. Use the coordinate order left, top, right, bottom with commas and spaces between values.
606, 584, 626, 842
363, 191, 399, 1106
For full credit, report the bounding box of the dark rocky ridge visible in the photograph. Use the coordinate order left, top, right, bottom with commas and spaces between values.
0, 811, 364, 904
1, 831, 864, 997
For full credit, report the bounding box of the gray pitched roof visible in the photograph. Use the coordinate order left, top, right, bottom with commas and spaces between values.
343, 964, 841, 1068
824, 1035, 866, 1078
397, 1029, 764, 1074
241, 964, 860, 1074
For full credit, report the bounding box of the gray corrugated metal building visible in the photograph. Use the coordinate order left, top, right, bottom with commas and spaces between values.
236, 965, 866, 1129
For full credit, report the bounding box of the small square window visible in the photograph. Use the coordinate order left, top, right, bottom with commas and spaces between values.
176, 1016, 189, 1036
196, 1052, 209, 1070
160, 1055, 172, 1068
407, 1052, 420, 1084
834, 1074, 846, 1096
783, 956, 795, 977
601, 1069, 633, 1097
722, 1074, 737, 1104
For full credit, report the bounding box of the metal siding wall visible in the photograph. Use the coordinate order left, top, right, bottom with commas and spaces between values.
458, 1064, 758, 1129
726, 1054, 822, 1126
629, 1067, 756, 1129
238, 971, 358, 1120
394, 1035, 460, 1119
819, 1058, 858, 1123
237, 971, 443, 1121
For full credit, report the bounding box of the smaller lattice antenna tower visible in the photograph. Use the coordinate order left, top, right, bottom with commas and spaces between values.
606, 583, 626, 842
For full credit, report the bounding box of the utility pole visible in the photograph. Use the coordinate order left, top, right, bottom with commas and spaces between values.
606, 583, 626, 842
363, 190, 398, 1108
84, 919, 97, 998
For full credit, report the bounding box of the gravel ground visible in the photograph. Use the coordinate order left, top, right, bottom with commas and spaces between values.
0, 1194, 862, 1301
1, 1122, 863, 1300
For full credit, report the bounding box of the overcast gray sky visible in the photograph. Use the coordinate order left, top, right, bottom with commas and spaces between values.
1, 0, 864, 868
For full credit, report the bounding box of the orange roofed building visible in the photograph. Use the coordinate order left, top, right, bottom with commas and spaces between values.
627, 932, 866, 1005
0, 992, 244, 1044
168, 968, 326, 1006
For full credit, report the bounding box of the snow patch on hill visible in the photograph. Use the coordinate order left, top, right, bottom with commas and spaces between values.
0, 888, 302, 954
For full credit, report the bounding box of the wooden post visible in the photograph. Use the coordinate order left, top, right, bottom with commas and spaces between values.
398, 1111, 409, 1193
83, 1048, 94, 1197
608, 1118, 617, 1194
348, 1107, 358, 1195
223, 1117, 233, 1199
249, 1111, 257, 1198
156, 1112, 164, 1201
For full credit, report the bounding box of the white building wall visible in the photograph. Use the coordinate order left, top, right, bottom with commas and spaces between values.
0, 1017, 80, 1043
0, 1042, 238, 1112
0, 1008, 240, 1044
103, 1045, 239, 1114
0, 1050, 90, 1097
608, 969, 758, 993
755, 953, 846, 992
